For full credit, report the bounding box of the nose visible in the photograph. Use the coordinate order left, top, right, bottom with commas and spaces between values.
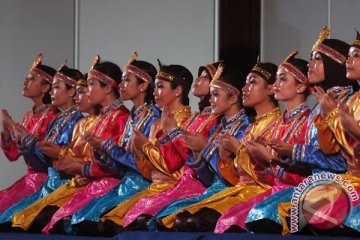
273, 79, 280, 87
242, 83, 249, 93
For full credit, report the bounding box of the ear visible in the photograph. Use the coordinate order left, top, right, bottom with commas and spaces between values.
104, 84, 112, 95
296, 83, 307, 95
139, 82, 149, 93
68, 87, 76, 98
41, 83, 51, 94
229, 94, 239, 105
175, 85, 183, 97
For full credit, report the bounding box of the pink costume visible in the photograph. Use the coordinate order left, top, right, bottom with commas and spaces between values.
0, 104, 57, 214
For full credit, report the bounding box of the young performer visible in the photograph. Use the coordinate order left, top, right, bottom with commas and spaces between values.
0, 54, 57, 214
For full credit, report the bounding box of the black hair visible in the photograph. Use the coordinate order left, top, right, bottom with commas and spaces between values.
37, 64, 56, 104
131, 60, 157, 105
317, 39, 359, 92
159, 64, 193, 106
94, 61, 122, 98
58, 66, 84, 90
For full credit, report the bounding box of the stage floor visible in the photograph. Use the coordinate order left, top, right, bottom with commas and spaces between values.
0, 232, 359, 240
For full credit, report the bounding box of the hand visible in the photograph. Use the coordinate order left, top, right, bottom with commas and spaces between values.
86, 136, 103, 151
161, 106, 178, 133
268, 141, 294, 157
220, 133, 241, 154
312, 86, 337, 118
53, 157, 83, 175
218, 136, 233, 162
243, 139, 271, 168
1, 109, 15, 134
133, 128, 149, 152
38, 141, 61, 159
13, 123, 28, 140
339, 103, 360, 140
182, 131, 207, 152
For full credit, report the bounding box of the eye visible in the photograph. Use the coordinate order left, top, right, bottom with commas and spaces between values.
249, 77, 256, 84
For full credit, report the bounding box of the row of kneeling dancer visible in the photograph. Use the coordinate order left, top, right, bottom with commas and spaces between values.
0, 26, 359, 237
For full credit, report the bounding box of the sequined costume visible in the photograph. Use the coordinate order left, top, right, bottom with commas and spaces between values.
153, 108, 280, 231
69, 104, 161, 228
315, 91, 360, 233
100, 106, 192, 227
157, 109, 250, 229
0, 104, 57, 214
215, 103, 311, 232
122, 106, 219, 228
40, 100, 129, 233
7, 115, 96, 230
0, 107, 82, 226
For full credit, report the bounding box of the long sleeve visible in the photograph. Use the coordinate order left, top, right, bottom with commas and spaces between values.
191, 110, 250, 186
82, 104, 129, 178
21, 109, 83, 172
1, 106, 57, 162
316, 90, 360, 157
290, 143, 347, 172
141, 106, 191, 181
1, 133, 20, 161
102, 106, 161, 173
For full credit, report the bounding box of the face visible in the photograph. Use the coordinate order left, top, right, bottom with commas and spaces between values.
346, 46, 360, 80
209, 86, 233, 115
50, 78, 73, 107
119, 71, 144, 101
242, 72, 273, 108
308, 51, 325, 84
23, 71, 48, 99
153, 79, 178, 108
192, 70, 210, 97
87, 78, 107, 105
273, 68, 301, 102
75, 86, 92, 113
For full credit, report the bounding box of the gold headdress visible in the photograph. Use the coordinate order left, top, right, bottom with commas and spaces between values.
312, 26, 346, 64
28, 53, 53, 83
88, 55, 118, 89
279, 51, 308, 84
124, 52, 153, 83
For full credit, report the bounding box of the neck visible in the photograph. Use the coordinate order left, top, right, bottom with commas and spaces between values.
224, 104, 241, 119
132, 94, 146, 109
284, 97, 306, 112
100, 94, 117, 110
254, 100, 277, 117
86, 108, 95, 115
32, 96, 44, 108
59, 101, 74, 112
167, 99, 185, 114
